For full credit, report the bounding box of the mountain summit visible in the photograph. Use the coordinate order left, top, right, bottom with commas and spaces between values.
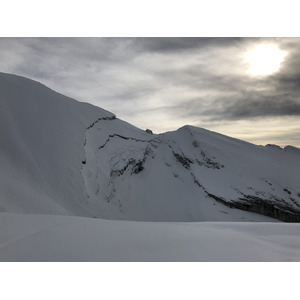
1, 72, 299, 222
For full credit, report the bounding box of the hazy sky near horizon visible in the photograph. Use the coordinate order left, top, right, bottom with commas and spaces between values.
0, 37, 300, 147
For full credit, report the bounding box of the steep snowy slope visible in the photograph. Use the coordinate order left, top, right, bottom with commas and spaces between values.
82, 117, 300, 221
164, 126, 300, 221
0, 72, 299, 222
0, 72, 115, 215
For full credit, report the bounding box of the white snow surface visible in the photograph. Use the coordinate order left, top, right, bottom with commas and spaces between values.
0, 213, 300, 261
1, 72, 300, 261
0, 72, 114, 216
1, 72, 300, 222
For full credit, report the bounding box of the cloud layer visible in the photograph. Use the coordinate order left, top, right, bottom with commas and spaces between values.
0, 37, 299, 146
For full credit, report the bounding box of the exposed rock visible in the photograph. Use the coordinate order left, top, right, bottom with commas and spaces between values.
173, 152, 194, 169
266, 144, 283, 150
146, 129, 153, 134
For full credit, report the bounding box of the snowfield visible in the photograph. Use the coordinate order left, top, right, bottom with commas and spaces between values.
1, 213, 300, 262
0, 72, 300, 261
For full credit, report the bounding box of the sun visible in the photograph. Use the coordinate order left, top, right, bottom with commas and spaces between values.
246, 44, 287, 76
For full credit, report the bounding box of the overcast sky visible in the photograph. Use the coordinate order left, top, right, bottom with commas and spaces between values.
1, 37, 300, 147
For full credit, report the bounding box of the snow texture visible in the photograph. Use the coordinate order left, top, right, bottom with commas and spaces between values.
0, 213, 299, 261
1, 72, 300, 261
0, 72, 300, 222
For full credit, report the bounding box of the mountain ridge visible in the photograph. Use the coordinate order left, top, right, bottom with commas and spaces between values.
0, 72, 299, 222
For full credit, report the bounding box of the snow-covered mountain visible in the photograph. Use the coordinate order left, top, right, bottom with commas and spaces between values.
1, 72, 300, 222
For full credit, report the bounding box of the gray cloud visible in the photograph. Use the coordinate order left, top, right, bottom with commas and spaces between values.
0, 37, 300, 146
216, 96, 300, 119
162, 86, 300, 123
130, 37, 245, 53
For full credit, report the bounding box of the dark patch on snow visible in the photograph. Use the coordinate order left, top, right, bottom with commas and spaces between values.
261, 178, 273, 186
173, 152, 194, 169
266, 144, 283, 150
235, 195, 300, 222
192, 140, 200, 148
132, 160, 144, 174
98, 134, 158, 150
110, 145, 153, 178
289, 197, 300, 208
146, 129, 153, 134
86, 115, 115, 130
191, 173, 300, 222
194, 149, 224, 169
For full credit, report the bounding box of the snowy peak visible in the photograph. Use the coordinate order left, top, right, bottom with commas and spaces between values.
0, 72, 300, 222
0, 72, 114, 215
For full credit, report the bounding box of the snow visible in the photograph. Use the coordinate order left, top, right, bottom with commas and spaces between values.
80, 116, 300, 221
1, 71, 300, 261
0, 72, 114, 216
2, 72, 296, 221
0, 213, 299, 261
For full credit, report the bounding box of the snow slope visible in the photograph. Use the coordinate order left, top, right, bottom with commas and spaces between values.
0, 72, 115, 216
0, 72, 300, 222
81, 116, 300, 221
1, 213, 299, 261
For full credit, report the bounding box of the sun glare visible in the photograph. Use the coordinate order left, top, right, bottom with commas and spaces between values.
246, 44, 286, 76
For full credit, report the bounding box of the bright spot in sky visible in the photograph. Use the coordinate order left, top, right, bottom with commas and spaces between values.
246, 44, 287, 76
